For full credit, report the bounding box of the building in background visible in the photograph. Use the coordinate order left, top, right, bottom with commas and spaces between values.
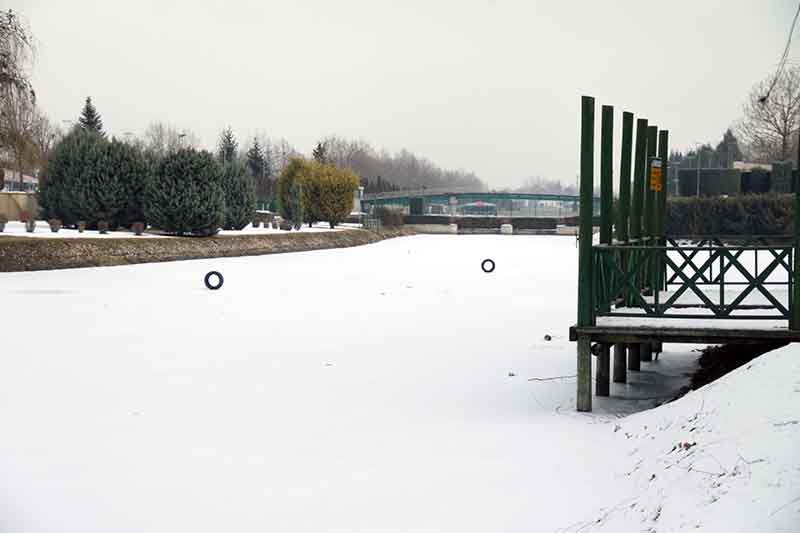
2, 169, 38, 192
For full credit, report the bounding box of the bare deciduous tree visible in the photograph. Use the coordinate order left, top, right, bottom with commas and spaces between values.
737, 66, 800, 162
0, 87, 36, 189
141, 122, 199, 157
0, 9, 35, 105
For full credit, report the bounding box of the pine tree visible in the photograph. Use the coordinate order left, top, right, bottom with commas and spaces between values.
38, 128, 130, 226
78, 97, 105, 136
218, 127, 238, 164
312, 141, 328, 164
221, 160, 256, 230
246, 137, 265, 178
146, 148, 225, 235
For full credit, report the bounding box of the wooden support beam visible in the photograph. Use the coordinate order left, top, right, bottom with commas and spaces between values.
571, 325, 800, 344
640, 341, 653, 362
596, 344, 611, 396
577, 335, 592, 411
628, 343, 641, 371
613, 343, 627, 383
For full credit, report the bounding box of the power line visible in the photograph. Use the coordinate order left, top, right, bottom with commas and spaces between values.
760, 1, 800, 103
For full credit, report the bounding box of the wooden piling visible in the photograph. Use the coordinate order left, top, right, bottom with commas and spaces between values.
613, 343, 627, 383
576, 95, 595, 412
596, 344, 611, 396
628, 343, 641, 371
577, 335, 592, 411
641, 341, 653, 362
617, 112, 634, 381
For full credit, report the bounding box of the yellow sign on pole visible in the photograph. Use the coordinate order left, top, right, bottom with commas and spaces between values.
650, 159, 663, 192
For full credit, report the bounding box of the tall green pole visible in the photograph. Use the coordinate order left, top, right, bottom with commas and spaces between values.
793, 164, 800, 329
578, 96, 595, 328
644, 125, 658, 238
656, 130, 669, 239
577, 96, 595, 412
614, 111, 634, 384
596, 105, 613, 397
617, 112, 633, 243
600, 105, 614, 245
630, 118, 648, 241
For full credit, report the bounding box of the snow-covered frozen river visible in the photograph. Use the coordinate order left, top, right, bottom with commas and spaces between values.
1, 235, 796, 532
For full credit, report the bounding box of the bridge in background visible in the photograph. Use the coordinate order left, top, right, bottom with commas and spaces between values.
361, 189, 600, 218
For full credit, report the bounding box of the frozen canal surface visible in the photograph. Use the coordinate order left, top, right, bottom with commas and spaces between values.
1, 235, 796, 532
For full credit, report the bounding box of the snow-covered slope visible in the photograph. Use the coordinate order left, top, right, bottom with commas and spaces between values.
566, 343, 800, 532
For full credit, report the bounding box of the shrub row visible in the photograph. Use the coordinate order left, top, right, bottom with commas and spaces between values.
38, 129, 256, 235
665, 194, 793, 236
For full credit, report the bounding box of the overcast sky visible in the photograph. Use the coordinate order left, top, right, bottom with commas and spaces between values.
15, 0, 799, 188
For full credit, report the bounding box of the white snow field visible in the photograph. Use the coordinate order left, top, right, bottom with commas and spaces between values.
0, 235, 797, 532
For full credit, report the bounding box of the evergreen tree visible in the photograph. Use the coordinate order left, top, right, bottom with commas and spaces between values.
221, 160, 256, 230
39, 128, 130, 226
78, 97, 105, 136
277, 158, 312, 223
218, 127, 238, 164
145, 148, 225, 235
312, 141, 329, 164
246, 137, 265, 178
715, 129, 744, 167
290, 181, 303, 230
109, 139, 150, 226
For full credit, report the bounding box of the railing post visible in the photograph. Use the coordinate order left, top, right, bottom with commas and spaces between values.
630, 118, 648, 242
644, 126, 658, 240
793, 167, 800, 329
600, 106, 614, 246
614, 111, 634, 384
577, 95, 595, 412
617, 112, 633, 244
657, 130, 669, 292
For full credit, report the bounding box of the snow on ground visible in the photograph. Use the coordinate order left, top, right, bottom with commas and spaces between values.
0, 235, 796, 532
564, 344, 800, 533
0, 221, 355, 239
0, 220, 165, 239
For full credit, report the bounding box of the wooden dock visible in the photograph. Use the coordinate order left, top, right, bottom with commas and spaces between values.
570, 95, 800, 412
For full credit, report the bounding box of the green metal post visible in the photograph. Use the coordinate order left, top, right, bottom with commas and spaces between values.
657, 130, 669, 292
617, 112, 633, 243
597, 106, 613, 395
577, 96, 595, 412
630, 119, 648, 241
656, 130, 669, 239
600, 105, 614, 245
614, 112, 634, 382
793, 168, 800, 329
644, 125, 658, 238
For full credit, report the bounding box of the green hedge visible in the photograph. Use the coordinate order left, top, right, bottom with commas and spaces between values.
665, 194, 793, 236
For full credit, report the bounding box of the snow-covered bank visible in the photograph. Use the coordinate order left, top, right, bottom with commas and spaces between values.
0, 235, 796, 532
0, 220, 355, 239
567, 343, 800, 532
